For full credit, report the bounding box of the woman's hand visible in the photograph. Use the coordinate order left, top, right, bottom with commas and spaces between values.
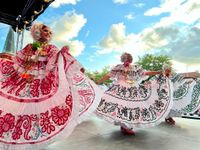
95, 80, 100, 85
183, 72, 200, 79
162, 64, 172, 77
80, 68, 85, 73
163, 68, 171, 77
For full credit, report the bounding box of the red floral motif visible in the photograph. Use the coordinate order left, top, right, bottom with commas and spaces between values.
73, 74, 84, 84
65, 95, 73, 108
40, 78, 52, 95
47, 72, 55, 81
0, 94, 73, 143
0, 113, 15, 137
30, 79, 40, 97
78, 89, 93, 104
0, 61, 14, 74
40, 72, 56, 95
12, 127, 23, 140
51, 107, 70, 125
40, 111, 55, 134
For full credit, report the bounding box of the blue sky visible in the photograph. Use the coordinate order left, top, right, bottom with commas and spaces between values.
0, 0, 200, 72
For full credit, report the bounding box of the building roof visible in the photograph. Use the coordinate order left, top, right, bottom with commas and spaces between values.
0, 0, 54, 31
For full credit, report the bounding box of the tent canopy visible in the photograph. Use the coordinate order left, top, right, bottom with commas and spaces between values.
0, 0, 54, 31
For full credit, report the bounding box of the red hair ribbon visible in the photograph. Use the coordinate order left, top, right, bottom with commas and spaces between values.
124, 61, 130, 67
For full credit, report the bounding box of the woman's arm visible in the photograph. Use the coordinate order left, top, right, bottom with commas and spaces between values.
80, 68, 85, 73
144, 71, 162, 76
96, 73, 111, 84
181, 72, 200, 79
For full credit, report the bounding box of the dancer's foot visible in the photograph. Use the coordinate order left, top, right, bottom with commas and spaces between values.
120, 126, 135, 135
165, 117, 175, 125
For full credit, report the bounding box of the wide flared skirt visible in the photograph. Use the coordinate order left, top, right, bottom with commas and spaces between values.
96, 75, 173, 129
0, 54, 80, 150
170, 76, 200, 116
72, 73, 103, 123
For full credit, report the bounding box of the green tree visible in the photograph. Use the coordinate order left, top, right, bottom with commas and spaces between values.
85, 66, 112, 85
137, 54, 172, 71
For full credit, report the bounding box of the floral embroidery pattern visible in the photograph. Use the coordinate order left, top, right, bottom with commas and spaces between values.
97, 75, 171, 125
0, 44, 79, 146
0, 94, 73, 144
182, 80, 200, 113
105, 83, 151, 101
0, 113, 15, 137
173, 81, 191, 100
0, 61, 14, 75
73, 73, 95, 115
51, 106, 71, 126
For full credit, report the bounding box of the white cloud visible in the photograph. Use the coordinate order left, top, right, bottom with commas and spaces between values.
135, 22, 200, 65
98, 23, 177, 56
139, 26, 176, 50
113, 0, 128, 5
172, 60, 200, 73
140, 0, 200, 65
144, 0, 186, 16
49, 11, 87, 56
171, 60, 187, 73
134, 3, 145, 8
65, 40, 85, 56
52, 11, 87, 42
97, 23, 145, 61
99, 23, 126, 51
50, 0, 80, 8
161, 26, 200, 64
145, 0, 200, 26
98, 13, 200, 65
125, 13, 135, 20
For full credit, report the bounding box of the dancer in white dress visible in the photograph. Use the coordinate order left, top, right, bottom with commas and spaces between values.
163, 66, 200, 125
95, 52, 173, 135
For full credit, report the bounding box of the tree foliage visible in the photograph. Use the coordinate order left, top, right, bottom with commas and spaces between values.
137, 54, 172, 71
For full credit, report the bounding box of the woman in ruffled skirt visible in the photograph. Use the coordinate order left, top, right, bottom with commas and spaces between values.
0, 23, 101, 150
95, 52, 173, 135
164, 67, 200, 125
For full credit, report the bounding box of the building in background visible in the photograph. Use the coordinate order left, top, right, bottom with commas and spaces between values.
3, 26, 15, 54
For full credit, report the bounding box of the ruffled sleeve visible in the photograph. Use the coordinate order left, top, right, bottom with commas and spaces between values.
109, 64, 145, 82
109, 64, 122, 79
60, 46, 84, 75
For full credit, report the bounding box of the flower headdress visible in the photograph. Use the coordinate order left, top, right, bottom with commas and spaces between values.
30, 23, 44, 41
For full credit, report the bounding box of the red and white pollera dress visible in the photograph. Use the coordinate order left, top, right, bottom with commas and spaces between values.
0, 44, 101, 150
